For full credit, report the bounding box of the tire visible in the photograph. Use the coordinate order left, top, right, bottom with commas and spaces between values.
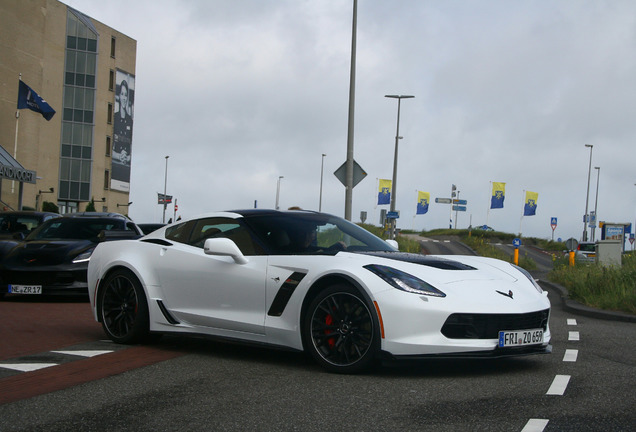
98, 268, 150, 344
303, 284, 380, 374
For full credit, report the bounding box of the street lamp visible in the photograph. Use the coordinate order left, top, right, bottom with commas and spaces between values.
319, 154, 326, 212
275, 176, 284, 210
385, 94, 414, 240
582, 144, 593, 241
35, 187, 54, 211
117, 201, 133, 208
591, 166, 600, 241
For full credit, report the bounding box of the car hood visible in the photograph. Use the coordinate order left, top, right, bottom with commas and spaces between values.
350, 251, 521, 284
1, 239, 96, 267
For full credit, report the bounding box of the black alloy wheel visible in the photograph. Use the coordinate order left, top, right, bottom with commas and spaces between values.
304, 284, 379, 373
99, 268, 149, 344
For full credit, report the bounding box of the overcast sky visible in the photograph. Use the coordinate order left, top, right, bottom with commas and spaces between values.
66, 0, 636, 243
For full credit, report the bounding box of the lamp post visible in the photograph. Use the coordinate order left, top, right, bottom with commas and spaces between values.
385, 94, 414, 240
275, 176, 284, 210
319, 154, 326, 212
36, 187, 54, 211
582, 144, 593, 241
591, 166, 600, 241
162, 156, 169, 223
117, 201, 133, 208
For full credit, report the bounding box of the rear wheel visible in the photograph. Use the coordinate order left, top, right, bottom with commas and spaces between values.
303, 284, 379, 373
98, 268, 149, 344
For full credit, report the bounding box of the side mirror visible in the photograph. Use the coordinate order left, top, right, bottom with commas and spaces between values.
385, 239, 399, 250
204, 238, 249, 265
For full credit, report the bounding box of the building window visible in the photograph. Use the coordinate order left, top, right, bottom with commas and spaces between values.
104, 170, 110, 189
107, 103, 113, 124
109, 70, 114, 91
106, 136, 111, 156
110, 36, 116, 58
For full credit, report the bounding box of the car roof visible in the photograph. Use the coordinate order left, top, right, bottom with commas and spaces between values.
63, 212, 130, 220
0, 210, 59, 217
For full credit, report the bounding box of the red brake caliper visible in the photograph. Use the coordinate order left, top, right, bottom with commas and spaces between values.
325, 314, 335, 348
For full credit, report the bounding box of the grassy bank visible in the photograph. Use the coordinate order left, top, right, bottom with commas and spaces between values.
549, 253, 636, 315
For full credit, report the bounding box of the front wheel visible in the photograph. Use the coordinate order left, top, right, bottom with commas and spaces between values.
98, 268, 150, 344
303, 284, 380, 373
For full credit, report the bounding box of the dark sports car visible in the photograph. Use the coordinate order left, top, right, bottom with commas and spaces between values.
0, 212, 142, 297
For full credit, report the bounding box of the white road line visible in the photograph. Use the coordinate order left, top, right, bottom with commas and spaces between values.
547, 375, 571, 395
567, 318, 577, 325
568, 331, 580, 341
51, 350, 114, 357
563, 349, 578, 362
0, 363, 58, 372
521, 418, 549, 432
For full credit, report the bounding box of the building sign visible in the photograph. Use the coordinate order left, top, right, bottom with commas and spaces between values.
0, 164, 36, 183
111, 69, 135, 192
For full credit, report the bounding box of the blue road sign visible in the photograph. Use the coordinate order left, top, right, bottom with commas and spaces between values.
513, 238, 522, 248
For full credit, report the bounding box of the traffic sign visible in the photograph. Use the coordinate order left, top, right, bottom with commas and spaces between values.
435, 198, 452, 204
333, 160, 367, 188
386, 211, 399, 219
513, 238, 521, 248
452, 199, 467, 205
551, 217, 557, 231
452, 205, 467, 212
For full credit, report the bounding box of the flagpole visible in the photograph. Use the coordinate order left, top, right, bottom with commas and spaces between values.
486, 181, 491, 228
12, 74, 23, 195
519, 189, 525, 236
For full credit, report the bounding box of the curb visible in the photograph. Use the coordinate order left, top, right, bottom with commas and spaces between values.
538, 279, 636, 323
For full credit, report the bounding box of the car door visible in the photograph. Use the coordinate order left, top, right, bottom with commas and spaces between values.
156, 217, 267, 335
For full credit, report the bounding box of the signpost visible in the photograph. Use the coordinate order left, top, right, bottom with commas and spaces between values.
436, 197, 468, 228
551, 217, 557, 241
512, 238, 521, 265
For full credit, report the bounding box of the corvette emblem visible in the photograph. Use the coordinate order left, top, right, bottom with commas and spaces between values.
496, 290, 514, 299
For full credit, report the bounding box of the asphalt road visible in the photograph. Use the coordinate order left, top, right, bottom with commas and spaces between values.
0, 240, 634, 431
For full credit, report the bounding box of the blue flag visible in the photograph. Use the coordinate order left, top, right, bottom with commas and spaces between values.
378, 179, 391, 205
17, 80, 56, 121
416, 191, 430, 215
523, 191, 538, 216
490, 182, 505, 209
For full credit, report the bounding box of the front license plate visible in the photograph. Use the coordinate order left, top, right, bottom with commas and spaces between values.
498, 329, 543, 347
8, 284, 42, 295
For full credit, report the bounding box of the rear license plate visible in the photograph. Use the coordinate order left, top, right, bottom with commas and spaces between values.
8, 284, 42, 294
498, 329, 543, 347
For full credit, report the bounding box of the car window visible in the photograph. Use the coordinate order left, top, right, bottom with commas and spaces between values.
187, 217, 261, 255
31, 218, 125, 240
165, 221, 194, 244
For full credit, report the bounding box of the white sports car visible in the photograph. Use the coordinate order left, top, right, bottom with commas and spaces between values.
87, 210, 551, 373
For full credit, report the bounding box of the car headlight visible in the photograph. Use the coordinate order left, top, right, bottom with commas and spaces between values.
72, 247, 95, 264
511, 264, 543, 293
364, 264, 446, 297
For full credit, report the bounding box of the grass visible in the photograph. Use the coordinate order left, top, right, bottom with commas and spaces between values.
549, 253, 636, 315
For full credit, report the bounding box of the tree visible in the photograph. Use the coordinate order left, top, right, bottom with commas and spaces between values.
42, 201, 59, 213
85, 198, 96, 212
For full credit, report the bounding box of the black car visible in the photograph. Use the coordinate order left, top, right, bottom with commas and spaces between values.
0, 212, 142, 297
0, 211, 60, 240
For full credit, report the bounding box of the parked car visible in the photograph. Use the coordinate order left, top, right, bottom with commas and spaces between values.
0, 211, 60, 240
0, 212, 143, 297
576, 242, 596, 262
88, 209, 551, 373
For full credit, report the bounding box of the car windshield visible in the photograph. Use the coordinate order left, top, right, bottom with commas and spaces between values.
0, 214, 42, 234
243, 212, 394, 255
27, 218, 126, 241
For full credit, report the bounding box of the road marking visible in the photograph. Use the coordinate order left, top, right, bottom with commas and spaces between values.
0, 363, 58, 372
563, 349, 578, 362
567, 318, 577, 325
52, 350, 114, 357
547, 375, 571, 395
568, 331, 580, 341
522, 418, 549, 432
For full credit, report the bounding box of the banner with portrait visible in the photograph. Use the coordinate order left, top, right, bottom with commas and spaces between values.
111, 69, 135, 192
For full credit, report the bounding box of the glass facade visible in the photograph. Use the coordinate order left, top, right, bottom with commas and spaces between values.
60, 11, 97, 203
